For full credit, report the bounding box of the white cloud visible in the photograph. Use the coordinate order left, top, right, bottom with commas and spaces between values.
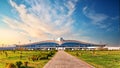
3, 0, 78, 41
0, 28, 28, 45
83, 6, 109, 28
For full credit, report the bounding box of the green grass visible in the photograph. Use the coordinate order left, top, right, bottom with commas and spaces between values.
66, 50, 120, 68
0, 50, 56, 68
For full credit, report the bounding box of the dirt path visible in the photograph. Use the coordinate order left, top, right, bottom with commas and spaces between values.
43, 50, 94, 68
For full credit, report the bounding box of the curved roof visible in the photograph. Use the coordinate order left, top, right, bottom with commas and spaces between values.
18, 38, 105, 47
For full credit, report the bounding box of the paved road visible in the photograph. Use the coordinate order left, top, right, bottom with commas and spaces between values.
44, 51, 94, 68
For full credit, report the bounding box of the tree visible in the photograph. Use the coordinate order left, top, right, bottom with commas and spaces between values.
5, 52, 8, 57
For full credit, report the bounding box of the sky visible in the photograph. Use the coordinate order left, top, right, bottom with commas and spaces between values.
0, 0, 120, 46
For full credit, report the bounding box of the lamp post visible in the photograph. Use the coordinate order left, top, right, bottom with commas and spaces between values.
29, 40, 31, 43
29, 40, 32, 50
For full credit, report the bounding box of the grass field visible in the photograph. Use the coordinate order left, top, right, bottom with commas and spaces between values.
66, 50, 120, 68
0, 50, 56, 68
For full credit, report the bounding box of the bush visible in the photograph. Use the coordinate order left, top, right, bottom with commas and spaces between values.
31, 55, 37, 61
29, 50, 56, 61
48, 51, 55, 57
16, 61, 23, 68
24, 61, 28, 67
6, 63, 16, 68
40, 54, 49, 60
76, 52, 79, 56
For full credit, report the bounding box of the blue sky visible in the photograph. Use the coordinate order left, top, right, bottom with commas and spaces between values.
0, 0, 119, 46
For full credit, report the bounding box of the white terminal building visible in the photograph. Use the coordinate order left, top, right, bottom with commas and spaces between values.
15, 37, 106, 50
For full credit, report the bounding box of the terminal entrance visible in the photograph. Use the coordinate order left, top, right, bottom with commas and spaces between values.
57, 47, 65, 50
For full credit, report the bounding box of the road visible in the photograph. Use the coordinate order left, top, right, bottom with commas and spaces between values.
43, 50, 94, 68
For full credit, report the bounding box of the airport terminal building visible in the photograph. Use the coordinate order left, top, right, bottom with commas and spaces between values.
16, 37, 106, 50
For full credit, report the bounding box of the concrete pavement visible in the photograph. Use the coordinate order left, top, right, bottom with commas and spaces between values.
43, 50, 94, 68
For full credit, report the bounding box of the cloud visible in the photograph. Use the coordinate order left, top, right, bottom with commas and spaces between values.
83, 6, 109, 29
0, 28, 28, 45
3, 0, 78, 40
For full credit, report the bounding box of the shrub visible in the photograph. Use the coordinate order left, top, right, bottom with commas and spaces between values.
16, 61, 23, 68
76, 52, 79, 56
6, 63, 16, 68
29, 50, 56, 61
24, 61, 28, 67
31, 55, 38, 61
40, 55, 49, 60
